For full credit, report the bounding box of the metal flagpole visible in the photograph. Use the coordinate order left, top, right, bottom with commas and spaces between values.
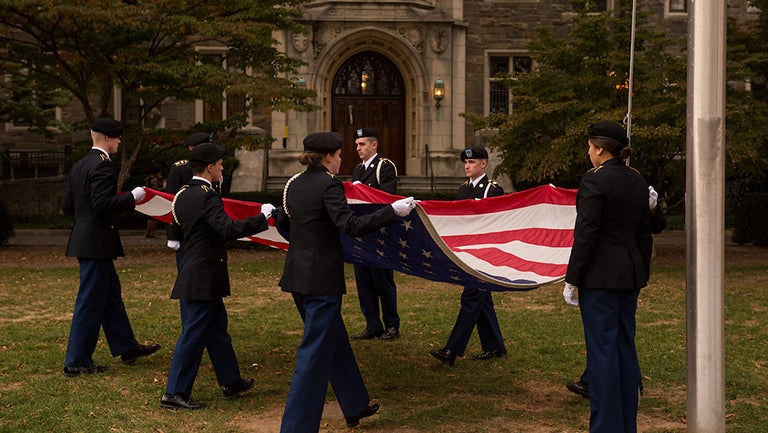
624, 0, 638, 146
685, 0, 726, 430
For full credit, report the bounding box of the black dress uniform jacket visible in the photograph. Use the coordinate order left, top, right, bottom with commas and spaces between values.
164, 160, 194, 242
63, 149, 135, 259
351, 155, 397, 194
565, 158, 653, 290
171, 179, 268, 300
277, 164, 398, 295
456, 174, 504, 200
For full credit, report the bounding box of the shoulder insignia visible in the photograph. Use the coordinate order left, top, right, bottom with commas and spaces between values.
326, 172, 336, 179
589, 165, 604, 174
200, 185, 214, 193
99, 153, 108, 161
174, 159, 189, 167
171, 185, 189, 225
283, 171, 304, 219
461, 181, 469, 187
489, 180, 499, 186
375, 158, 398, 183
629, 166, 641, 175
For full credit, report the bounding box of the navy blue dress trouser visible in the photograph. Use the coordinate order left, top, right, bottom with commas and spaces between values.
353, 264, 399, 332
65, 258, 137, 367
580, 288, 641, 433
445, 287, 506, 357
165, 299, 241, 397
280, 293, 370, 433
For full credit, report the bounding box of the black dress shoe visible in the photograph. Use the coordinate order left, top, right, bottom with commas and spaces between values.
121, 342, 161, 365
379, 327, 400, 340
351, 329, 381, 340
345, 400, 380, 427
471, 349, 507, 360
429, 348, 456, 366
63, 365, 109, 377
222, 377, 255, 398
566, 380, 590, 398
160, 393, 206, 410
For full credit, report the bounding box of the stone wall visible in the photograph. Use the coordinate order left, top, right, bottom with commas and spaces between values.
0, 176, 68, 216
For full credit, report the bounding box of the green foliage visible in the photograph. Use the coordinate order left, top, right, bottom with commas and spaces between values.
464, 4, 768, 217
732, 193, 768, 245
725, 17, 768, 200
0, 0, 315, 188
462, 5, 687, 207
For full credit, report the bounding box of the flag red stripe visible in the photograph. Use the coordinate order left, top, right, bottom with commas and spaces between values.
459, 247, 569, 277
443, 228, 574, 248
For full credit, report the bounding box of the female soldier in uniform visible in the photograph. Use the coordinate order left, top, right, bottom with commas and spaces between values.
563, 121, 653, 433
276, 132, 414, 432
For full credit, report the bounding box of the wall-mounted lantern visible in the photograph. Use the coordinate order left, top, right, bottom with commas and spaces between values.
433, 77, 445, 120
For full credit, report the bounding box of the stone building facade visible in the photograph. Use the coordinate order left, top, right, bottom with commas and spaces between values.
1, 0, 761, 204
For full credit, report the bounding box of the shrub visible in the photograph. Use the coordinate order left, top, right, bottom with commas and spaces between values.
0, 201, 14, 245
732, 192, 768, 245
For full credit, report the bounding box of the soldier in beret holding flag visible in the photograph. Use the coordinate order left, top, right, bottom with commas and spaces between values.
62, 118, 160, 377
350, 127, 402, 341
160, 143, 275, 409
430, 145, 508, 366
276, 132, 415, 432
165, 132, 216, 269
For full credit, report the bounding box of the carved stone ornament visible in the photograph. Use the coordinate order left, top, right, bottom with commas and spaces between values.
398, 26, 423, 52
430, 30, 447, 54
292, 33, 309, 53
314, 26, 344, 56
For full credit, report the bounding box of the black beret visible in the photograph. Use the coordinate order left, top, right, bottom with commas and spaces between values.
186, 132, 214, 147
354, 127, 379, 139
588, 121, 629, 147
189, 143, 225, 164
303, 132, 344, 153
460, 145, 489, 161
90, 118, 123, 138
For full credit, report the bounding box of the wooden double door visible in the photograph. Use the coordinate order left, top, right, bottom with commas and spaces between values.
330, 51, 406, 176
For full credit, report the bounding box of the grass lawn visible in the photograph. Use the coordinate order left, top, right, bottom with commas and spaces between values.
0, 239, 766, 433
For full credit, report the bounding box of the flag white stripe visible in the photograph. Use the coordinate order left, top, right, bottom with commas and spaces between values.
137, 196, 173, 217
427, 203, 576, 236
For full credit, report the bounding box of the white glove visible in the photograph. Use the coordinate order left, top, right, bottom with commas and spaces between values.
131, 186, 146, 202
391, 196, 416, 217
648, 185, 658, 210
352, 181, 362, 185
563, 282, 579, 306
261, 203, 276, 219
166, 240, 180, 251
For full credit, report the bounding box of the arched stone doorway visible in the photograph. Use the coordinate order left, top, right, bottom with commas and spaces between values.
331, 50, 406, 175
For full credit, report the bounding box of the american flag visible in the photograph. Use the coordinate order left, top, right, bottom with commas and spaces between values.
136, 183, 576, 291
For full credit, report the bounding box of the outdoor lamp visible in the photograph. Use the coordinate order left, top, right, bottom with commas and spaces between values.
433, 77, 445, 109
433, 77, 445, 120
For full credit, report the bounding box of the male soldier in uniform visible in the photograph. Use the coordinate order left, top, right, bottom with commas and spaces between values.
165, 132, 215, 268
161, 143, 275, 409
349, 127, 401, 341
62, 118, 160, 376
429, 145, 508, 366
